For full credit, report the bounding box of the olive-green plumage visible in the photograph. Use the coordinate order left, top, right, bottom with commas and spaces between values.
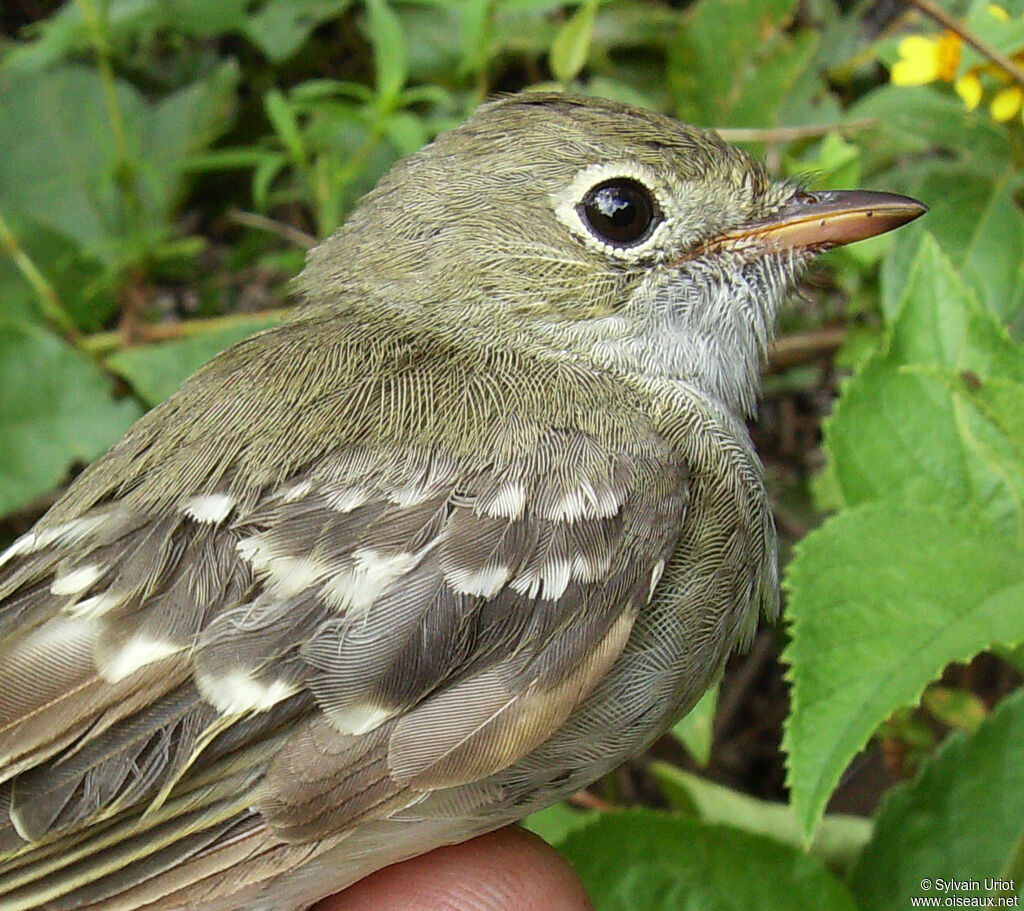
0, 92, 923, 911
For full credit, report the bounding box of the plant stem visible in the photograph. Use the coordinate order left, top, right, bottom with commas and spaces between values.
81, 309, 288, 357
717, 119, 877, 144
227, 209, 317, 249
767, 327, 847, 372
75, 0, 143, 224
0, 212, 79, 340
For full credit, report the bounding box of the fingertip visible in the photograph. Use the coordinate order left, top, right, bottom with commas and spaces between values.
314, 826, 592, 911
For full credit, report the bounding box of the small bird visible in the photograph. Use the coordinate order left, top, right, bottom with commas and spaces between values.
0, 93, 923, 911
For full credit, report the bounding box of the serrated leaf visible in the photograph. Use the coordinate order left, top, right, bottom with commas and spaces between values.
559, 810, 860, 911
965, 376, 1024, 458
787, 233, 1024, 835
549, 0, 599, 83
829, 235, 1024, 539
911, 369, 1024, 463
782, 502, 1024, 834
880, 167, 1024, 323
650, 763, 871, 873
104, 315, 282, 406
851, 689, 1024, 910
0, 324, 140, 515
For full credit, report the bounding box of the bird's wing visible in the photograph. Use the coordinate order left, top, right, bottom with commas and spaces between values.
0, 426, 687, 910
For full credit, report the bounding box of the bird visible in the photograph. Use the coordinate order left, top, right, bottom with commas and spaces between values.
0, 92, 924, 911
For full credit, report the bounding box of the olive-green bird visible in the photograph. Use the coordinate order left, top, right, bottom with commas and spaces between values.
0, 93, 924, 910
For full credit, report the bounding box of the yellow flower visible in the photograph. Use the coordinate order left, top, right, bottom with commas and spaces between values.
891, 9, 1024, 122
990, 84, 1023, 120
890, 32, 961, 86
954, 72, 983, 110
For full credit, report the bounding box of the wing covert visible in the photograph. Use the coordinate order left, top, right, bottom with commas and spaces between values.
0, 425, 687, 910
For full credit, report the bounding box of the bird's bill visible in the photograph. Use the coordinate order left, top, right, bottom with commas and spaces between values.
709, 190, 927, 254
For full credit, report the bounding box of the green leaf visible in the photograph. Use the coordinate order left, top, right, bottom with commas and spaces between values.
0, 64, 238, 268
105, 315, 282, 406
959, 2, 1024, 71
880, 167, 1024, 323
142, 61, 240, 208
786, 131, 861, 191
158, 0, 252, 35
549, 0, 599, 84
829, 235, 1024, 539
382, 110, 429, 155
265, 89, 308, 168
782, 502, 1024, 834
0, 66, 134, 256
848, 85, 1011, 173
0, 240, 47, 328
253, 152, 290, 212
785, 234, 1024, 834
243, 0, 353, 62
962, 376, 1024, 459
650, 763, 871, 874
523, 802, 598, 846
0, 216, 116, 331
0, 323, 140, 516
669, 681, 717, 766
851, 689, 1024, 910
668, 0, 800, 127
1, 0, 250, 72
725, 28, 819, 129
559, 811, 860, 911
910, 369, 1024, 465
457, 0, 493, 77
365, 0, 408, 105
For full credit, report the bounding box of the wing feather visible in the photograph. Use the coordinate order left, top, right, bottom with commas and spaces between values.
0, 426, 686, 909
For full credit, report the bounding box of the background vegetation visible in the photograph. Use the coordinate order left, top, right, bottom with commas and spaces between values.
1, 1, 1022, 909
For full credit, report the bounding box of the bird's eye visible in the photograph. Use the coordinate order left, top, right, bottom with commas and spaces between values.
577, 178, 660, 247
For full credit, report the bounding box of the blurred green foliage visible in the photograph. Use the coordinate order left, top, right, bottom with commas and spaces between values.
0, 1, 1022, 908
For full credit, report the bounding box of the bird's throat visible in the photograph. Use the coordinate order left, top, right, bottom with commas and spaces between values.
550, 252, 801, 419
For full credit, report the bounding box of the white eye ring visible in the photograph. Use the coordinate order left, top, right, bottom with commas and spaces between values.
553, 161, 670, 260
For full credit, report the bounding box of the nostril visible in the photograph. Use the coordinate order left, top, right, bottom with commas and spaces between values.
794, 190, 821, 205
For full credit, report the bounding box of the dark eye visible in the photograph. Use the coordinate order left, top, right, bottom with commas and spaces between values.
577, 178, 660, 247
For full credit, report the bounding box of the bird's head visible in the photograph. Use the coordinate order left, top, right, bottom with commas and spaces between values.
299, 93, 924, 415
